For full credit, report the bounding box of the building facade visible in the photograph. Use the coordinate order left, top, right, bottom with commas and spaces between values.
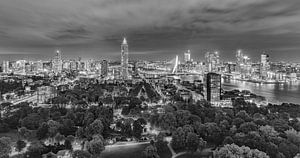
52, 50, 63, 74
101, 60, 108, 77
205, 52, 220, 72
121, 38, 129, 79
205, 72, 221, 102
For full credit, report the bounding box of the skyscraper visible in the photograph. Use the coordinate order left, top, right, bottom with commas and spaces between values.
2, 61, 10, 73
205, 51, 220, 72
121, 38, 129, 79
261, 53, 270, 79
184, 50, 191, 63
52, 50, 62, 74
101, 60, 108, 77
204, 72, 221, 102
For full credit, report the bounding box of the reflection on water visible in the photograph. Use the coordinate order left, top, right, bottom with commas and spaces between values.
179, 75, 300, 104
222, 79, 300, 104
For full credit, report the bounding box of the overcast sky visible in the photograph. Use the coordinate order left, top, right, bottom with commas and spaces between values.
0, 0, 300, 62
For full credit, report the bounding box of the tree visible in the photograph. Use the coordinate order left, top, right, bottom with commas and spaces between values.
64, 139, 73, 151
144, 141, 160, 158
72, 150, 92, 158
18, 127, 31, 140
175, 110, 191, 127
171, 127, 186, 150
47, 120, 61, 139
159, 112, 177, 131
186, 132, 199, 152
215, 144, 269, 158
133, 120, 143, 139
86, 135, 105, 156
238, 122, 258, 133
36, 122, 49, 140
278, 140, 298, 158
122, 120, 132, 137
198, 138, 207, 151
155, 132, 167, 152
236, 110, 251, 122
204, 123, 222, 145
232, 118, 245, 128
66, 135, 75, 143
60, 118, 76, 136
76, 127, 85, 139
15, 140, 26, 153
85, 119, 104, 138
54, 133, 65, 144
0, 137, 11, 157
285, 129, 300, 147
259, 125, 279, 140
223, 136, 234, 145
20, 113, 42, 130
24, 141, 45, 158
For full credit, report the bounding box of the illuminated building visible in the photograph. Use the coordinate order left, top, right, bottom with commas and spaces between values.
2, 61, 10, 73
121, 38, 129, 79
260, 53, 270, 79
184, 50, 191, 63
205, 51, 220, 72
52, 50, 62, 74
204, 72, 221, 102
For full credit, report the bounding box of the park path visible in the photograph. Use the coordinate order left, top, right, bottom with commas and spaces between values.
165, 137, 187, 158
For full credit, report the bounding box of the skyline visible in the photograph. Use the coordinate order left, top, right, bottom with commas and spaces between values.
1, 0, 300, 62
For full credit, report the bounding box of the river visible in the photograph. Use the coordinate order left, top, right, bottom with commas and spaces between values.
179, 75, 300, 104
223, 79, 300, 104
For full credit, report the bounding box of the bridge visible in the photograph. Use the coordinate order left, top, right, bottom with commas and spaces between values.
139, 55, 202, 76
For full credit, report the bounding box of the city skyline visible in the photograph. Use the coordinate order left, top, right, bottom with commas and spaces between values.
0, 0, 300, 62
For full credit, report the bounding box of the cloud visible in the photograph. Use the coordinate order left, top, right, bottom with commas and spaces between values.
0, 0, 300, 61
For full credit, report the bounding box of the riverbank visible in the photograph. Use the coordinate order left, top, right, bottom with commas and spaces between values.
222, 79, 300, 104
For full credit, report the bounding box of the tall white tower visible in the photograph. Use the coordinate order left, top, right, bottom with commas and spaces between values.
121, 38, 129, 79
52, 50, 62, 74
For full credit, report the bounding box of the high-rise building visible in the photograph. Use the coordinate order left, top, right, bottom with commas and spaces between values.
204, 72, 221, 102
52, 50, 62, 74
121, 38, 129, 79
261, 53, 270, 79
184, 50, 191, 62
2, 61, 10, 73
101, 60, 108, 77
205, 51, 220, 72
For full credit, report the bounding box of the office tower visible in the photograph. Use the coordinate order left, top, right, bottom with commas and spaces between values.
2, 61, 10, 73
121, 38, 129, 79
70, 60, 77, 70
16, 60, 26, 74
236, 49, 244, 73
184, 50, 191, 62
205, 51, 220, 72
101, 60, 108, 77
261, 53, 270, 79
52, 50, 62, 74
205, 72, 221, 102
37, 61, 43, 72
62, 60, 70, 70
236, 50, 251, 76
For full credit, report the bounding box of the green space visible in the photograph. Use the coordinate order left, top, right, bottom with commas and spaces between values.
100, 143, 148, 158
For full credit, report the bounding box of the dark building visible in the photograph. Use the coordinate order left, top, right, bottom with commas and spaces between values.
101, 60, 108, 77
205, 72, 221, 102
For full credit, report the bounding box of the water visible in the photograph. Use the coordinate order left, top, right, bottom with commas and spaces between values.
222, 79, 300, 104
179, 74, 300, 104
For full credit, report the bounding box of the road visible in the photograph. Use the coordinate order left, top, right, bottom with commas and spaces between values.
11, 93, 38, 105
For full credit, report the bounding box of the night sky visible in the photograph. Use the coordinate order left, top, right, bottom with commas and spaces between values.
0, 0, 300, 62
